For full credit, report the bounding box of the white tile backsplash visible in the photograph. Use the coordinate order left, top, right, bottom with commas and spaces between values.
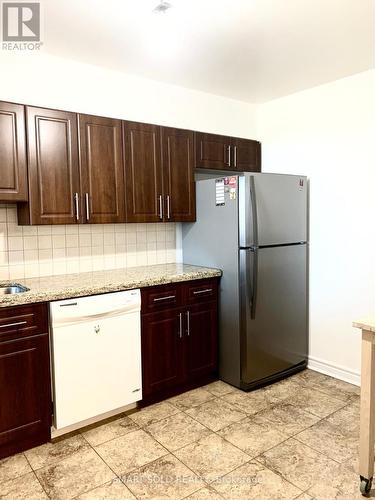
0, 205, 178, 280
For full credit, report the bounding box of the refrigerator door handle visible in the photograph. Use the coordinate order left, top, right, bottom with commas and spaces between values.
250, 248, 258, 319
240, 248, 258, 321
249, 176, 259, 248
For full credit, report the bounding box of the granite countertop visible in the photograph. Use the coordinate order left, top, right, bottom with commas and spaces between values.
0, 263, 222, 308
353, 318, 375, 333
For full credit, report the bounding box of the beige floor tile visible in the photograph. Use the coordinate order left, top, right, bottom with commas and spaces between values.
174, 433, 249, 483
211, 460, 301, 499
0, 453, 31, 484
185, 486, 224, 499
325, 403, 360, 435
186, 398, 246, 431
25, 433, 90, 470
261, 377, 302, 402
0, 472, 47, 499
145, 412, 211, 451
94, 429, 167, 475
292, 369, 330, 387
258, 438, 340, 491
218, 416, 288, 457
293, 370, 360, 402
82, 415, 139, 446
123, 454, 204, 499
168, 388, 216, 410
204, 380, 236, 397
283, 387, 347, 417
76, 478, 136, 499
295, 418, 358, 463
221, 388, 275, 415
296, 495, 313, 500
307, 463, 364, 499
256, 402, 321, 436
128, 402, 180, 427
35, 447, 115, 500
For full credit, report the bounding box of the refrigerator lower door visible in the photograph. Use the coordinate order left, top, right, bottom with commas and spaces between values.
240, 244, 308, 386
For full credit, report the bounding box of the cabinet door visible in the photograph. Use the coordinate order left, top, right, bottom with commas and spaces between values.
185, 302, 218, 382
123, 121, 163, 222
233, 138, 261, 172
79, 114, 125, 224
195, 132, 232, 170
0, 102, 27, 202
0, 334, 51, 459
162, 127, 195, 222
141, 309, 184, 397
19, 107, 80, 225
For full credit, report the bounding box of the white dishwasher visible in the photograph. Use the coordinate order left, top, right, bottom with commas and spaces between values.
50, 290, 142, 433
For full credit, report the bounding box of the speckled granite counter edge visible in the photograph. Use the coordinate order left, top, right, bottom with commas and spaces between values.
0, 268, 222, 308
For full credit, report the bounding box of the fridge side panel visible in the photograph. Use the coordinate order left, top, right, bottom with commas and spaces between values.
240, 244, 308, 386
182, 178, 241, 387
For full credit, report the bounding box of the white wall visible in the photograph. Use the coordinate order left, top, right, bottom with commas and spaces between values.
0, 52, 257, 137
257, 69, 375, 383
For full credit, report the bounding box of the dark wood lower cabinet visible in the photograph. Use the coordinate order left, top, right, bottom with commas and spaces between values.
185, 302, 217, 382
141, 308, 185, 397
0, 304, 51, 459
141, 279, 219, 405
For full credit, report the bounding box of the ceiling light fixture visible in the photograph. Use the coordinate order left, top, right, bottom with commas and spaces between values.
153, 0, 172, 14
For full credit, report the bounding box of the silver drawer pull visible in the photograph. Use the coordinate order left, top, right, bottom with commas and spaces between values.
178, 312, 183, 338
193, 288, 213, 295
0, 321, 27, 329
186, 310, 190, 336
154, 295, 176, 302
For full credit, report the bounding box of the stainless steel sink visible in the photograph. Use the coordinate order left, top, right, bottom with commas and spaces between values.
0, 284, 29, 295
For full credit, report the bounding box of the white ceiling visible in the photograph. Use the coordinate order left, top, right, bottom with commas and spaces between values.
43, 0, 375, 103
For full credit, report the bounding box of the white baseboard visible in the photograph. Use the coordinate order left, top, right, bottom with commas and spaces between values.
308, 356, 360, 387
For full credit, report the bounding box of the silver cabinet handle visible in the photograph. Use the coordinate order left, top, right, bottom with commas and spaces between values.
227, 145, 231, 166
178, 312, 183, 338
153, 295, 176, 302
0, 321, 27, 329
74, 192, 79, 221
85, 193, 90, 221
234, 145, 237, 167
167, 195, 171, 219
193, 288, 213, 295
186, 311, 190, 336
159, 195, 163, 220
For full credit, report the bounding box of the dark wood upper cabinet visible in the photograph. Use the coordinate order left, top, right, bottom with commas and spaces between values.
18, 107, 80, 225
195, 132, 261, 172
0, 101, 28, 202
195, 132, 232, 170
233, 137, 261, 172
123, 121, 163, 223
0, 303, 51, 459
78, 114, 125, 224
161, 127, 195, 222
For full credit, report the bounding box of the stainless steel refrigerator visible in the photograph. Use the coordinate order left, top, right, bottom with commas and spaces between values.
182, 173, 308, 390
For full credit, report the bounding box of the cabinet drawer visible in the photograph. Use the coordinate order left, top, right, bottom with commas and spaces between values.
0, 303, 48, 342
185, 279, 218, 305
141, 284, 183, 313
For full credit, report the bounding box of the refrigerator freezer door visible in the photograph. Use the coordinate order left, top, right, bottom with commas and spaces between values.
239, 173, 307, 247
240, 244, 307, 386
